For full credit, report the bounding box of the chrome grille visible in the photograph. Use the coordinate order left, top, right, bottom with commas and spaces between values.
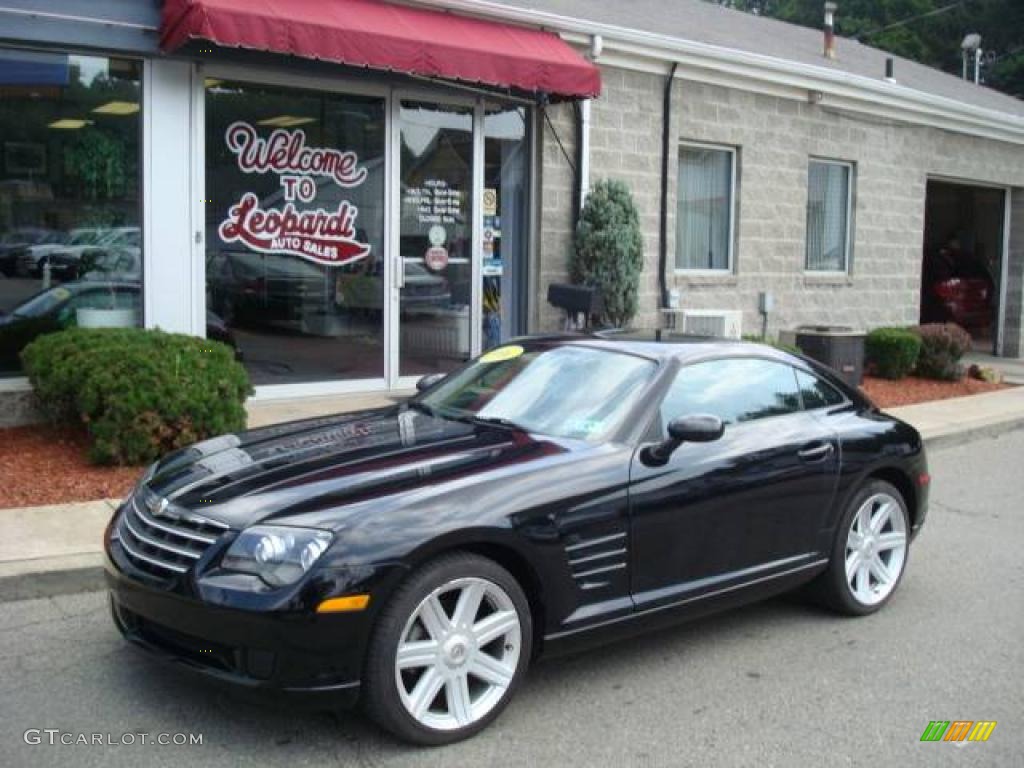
116, 492, 228, 578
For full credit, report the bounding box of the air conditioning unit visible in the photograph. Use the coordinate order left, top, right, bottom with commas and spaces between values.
679, 309, 743, 339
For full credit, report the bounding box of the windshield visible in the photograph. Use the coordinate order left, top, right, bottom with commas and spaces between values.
419, 344, 658, 442
11, 285, 76, 318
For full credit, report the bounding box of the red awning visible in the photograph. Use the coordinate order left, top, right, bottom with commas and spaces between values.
160, 0, 601, 100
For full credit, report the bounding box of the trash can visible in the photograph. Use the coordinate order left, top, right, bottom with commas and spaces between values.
793, 325, 866, 387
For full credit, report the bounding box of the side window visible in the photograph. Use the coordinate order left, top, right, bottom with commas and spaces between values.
659, 358, 803, 432
795, 369, 845, 409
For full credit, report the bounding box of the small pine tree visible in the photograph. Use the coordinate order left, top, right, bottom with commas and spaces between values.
571, 179, 644, 328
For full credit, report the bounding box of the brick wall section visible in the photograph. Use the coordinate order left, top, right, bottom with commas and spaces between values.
535, 101, 577, 331
1004, 190, 1024, 357
537, 64, 1024, 352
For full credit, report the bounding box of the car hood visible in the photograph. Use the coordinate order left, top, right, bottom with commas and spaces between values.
144, 405, 575, 531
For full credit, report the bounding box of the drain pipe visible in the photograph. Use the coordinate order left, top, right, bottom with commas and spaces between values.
575, 35, 601, 227
658, 62, 678, 316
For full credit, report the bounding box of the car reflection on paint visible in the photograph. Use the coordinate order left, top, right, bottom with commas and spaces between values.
104, 336, 929, 746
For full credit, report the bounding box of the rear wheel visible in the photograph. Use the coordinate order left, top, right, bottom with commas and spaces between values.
363, 553, 532, 745
816, 480, 910, 615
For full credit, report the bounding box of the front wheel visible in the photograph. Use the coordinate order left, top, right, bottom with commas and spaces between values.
363, 553, 532, 745
816, 480, 910, 615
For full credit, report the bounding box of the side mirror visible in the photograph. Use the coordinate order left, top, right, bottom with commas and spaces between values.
416, 372, 446, 392
642, 414, 724, 466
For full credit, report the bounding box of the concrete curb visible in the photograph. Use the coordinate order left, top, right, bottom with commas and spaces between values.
0, 555, 104, 603
1, 418, 1022, 604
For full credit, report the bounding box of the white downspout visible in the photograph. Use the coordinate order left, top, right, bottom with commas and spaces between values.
579, 34, 602, 209
579, 98, 591, 208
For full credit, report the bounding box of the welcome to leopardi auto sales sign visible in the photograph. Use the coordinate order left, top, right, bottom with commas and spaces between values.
217, 121, 372, 267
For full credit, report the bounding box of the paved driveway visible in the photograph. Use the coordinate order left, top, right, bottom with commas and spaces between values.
1, 430, 1022, 767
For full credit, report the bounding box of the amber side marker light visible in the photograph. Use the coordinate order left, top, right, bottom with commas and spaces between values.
317, 595, 371, 613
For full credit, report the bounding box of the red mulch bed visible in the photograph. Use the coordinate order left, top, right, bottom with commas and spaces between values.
860, 375, 1010, 409
0, 425, 143, 509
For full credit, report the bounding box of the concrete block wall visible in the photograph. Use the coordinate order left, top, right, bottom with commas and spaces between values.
535, 102, 577, 332
537, 63, 1024, 353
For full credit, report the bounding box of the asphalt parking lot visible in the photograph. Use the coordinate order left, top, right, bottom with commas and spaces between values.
1, 429, 1021, 767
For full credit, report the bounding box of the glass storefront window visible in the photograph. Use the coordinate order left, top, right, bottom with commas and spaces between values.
205, 80, 387, 385
0, 49, 142, 375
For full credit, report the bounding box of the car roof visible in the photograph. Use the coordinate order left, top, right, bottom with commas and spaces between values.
519, 332, 797, 364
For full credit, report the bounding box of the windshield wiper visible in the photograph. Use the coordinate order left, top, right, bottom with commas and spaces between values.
408, 402, 527, 432
470, 415, 528, 431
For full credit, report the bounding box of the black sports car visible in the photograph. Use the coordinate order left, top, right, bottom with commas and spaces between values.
104, 336, 929, 745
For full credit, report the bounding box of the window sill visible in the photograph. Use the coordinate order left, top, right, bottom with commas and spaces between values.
673, 271, 738, 286
802, 272, 853, 287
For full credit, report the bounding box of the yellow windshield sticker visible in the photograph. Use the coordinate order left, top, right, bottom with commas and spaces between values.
480, 344, 524, 363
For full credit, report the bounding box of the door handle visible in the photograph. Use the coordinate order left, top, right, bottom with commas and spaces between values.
394, 255, 406, 289
798, 442, 834, 462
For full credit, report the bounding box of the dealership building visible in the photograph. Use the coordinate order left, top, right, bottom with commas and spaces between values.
1, 0, 1023, 425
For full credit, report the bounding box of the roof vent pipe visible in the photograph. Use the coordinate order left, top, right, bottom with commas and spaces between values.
824, 2, 838, 60
885, 57, 895, 82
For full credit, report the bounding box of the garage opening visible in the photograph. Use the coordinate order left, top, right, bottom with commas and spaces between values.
921, 180, 1006, 353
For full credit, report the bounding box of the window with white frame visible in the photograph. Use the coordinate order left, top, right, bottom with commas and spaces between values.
676, 143, 735, 272
805, 159, 853, 272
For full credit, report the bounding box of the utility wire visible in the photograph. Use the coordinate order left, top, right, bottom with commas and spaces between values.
857, 0, 972, 41
542, 106, 576, 177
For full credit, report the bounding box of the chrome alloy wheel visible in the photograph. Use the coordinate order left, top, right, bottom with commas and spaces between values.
845, 492, 907, 606
394, 577, 522, 731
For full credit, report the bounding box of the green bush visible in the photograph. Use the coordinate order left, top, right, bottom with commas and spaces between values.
572, 179, 644, 328
865, 327, 921, 380
914, 323, 971, 381
21, 327, 252, 465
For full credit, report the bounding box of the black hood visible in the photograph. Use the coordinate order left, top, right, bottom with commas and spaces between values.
145, 405, 571, 531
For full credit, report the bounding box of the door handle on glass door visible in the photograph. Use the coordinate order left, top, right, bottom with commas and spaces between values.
797, 442, 834, 461
395, 255, 405, 289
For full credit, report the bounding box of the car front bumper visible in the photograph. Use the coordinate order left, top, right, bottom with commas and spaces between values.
105, 550, 389, 708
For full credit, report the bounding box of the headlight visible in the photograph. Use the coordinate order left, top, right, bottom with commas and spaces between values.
221, 525, 333, 586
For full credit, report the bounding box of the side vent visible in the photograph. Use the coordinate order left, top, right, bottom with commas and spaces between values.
680, 309, 742, 339
565, 532, 628, 590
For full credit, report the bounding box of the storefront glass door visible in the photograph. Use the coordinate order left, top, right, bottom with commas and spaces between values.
395, 100, 475, 379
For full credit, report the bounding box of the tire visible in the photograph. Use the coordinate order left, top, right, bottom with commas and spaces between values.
815, 479, 911, 616
363, 552, 532, 745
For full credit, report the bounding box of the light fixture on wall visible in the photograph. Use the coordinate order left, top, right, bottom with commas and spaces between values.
807, 90, 824, 104
258, 115, 317, 128
92, 100, 139, 115
48, 118, 93, 129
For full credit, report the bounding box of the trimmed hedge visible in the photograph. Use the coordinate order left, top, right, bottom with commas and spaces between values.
914, 322, 971, 381
21, 327, 252, 465
865, 327, 921, 380
572, 179, 644, 328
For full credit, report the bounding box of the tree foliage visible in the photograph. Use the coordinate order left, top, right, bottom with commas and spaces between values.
713, 0, 1024, 98
572, 179, 644, 329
